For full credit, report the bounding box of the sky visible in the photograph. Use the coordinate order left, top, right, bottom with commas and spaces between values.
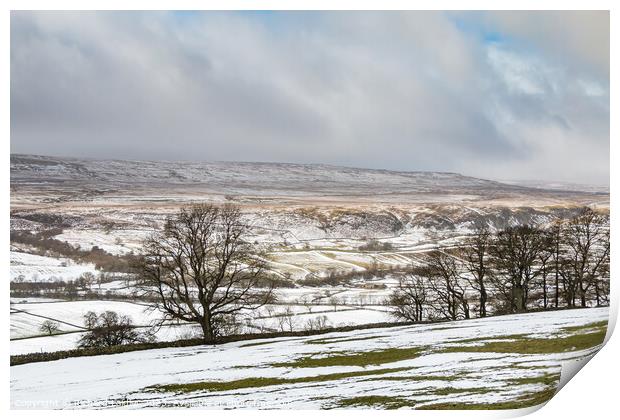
10, 11, 610, 185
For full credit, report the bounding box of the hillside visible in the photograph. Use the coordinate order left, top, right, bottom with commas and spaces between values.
11, 154, 529, 195
10, 307, 608, 409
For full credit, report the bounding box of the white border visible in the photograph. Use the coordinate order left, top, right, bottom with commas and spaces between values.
2, 2, 616, 420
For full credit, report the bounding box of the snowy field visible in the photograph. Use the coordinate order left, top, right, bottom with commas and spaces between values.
10, 307, 608, 409
54, 229, 149, 255
10, 300, 158, 332
10, 300, 167, 354
10, 299, 394, 355
10, 299, 186, 353
10, 324, 200, 356
10, 155, 611, 409
10, 251, 99, 282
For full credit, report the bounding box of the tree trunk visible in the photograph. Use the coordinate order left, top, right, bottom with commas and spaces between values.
554, 249, 559, 308
201, 314, 215, 343
479, 286, 487, 317
513, 286, 525, 312
415, 303, 421, 322
580, 281, 587, 307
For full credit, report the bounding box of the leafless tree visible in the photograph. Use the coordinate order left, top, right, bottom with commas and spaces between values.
276, 306, 296, 332
328, 296, 340, 311
299, 296, 313, 313
547, 221, 564, 308
389, 266, 428, 322
424, 251, 469, 321
39, 320, 60, 335
534, 229, 555, 309
137, 204, 274, 342
490, 225, 546, 312
594, 230, 610, 306
458, 228, 491, 317
559, 208, 610, 307
304, 315, 330, 331
558, 258, 579, 307
264, 305, 276, 318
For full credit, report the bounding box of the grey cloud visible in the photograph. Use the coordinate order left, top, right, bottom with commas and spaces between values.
10, 11, 609, 185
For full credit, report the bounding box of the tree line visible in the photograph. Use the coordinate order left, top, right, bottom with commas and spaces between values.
390, 208, 609, 322
135, 204, 609, 343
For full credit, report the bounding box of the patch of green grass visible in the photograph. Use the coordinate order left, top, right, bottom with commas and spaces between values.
238, 340, 282, 348
425, 325, 457, 332
417, 372, 561, 410
363, 374, 458, 383
146, 367, 410, 394
271, 347, 424, 368
506, 364, 551, 371
428, 387, 491, 396
150, 377, 287, 393
451, 334, 527, 344
419, 384, 558, 410
561, 320, 608, 333
305, 335, 386, 345
334, 395, 414, 409
506, 372, 559, 387
440, 330, 605, 355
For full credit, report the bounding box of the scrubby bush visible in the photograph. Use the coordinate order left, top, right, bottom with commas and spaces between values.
358, 239, 394, 251
77, 311, 154, 348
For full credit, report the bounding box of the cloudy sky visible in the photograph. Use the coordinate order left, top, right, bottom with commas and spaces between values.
10, 11, 609, 185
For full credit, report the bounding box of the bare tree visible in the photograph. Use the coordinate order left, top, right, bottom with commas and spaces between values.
459, 228, 491, 317
299, 296, 313, 313
535, 229, 554, 309
560, 208, 610, 308
39, 320, 60, 335
77, 272, 96, 291
276, 306, 296, 332
594, 229, 610, 306
424, 251, 469, 321
558, 258, 579, 307
138, 204, 274, 342
328, 296, 340, 311
490, 225, 546, 312
389, 266, 428, 322
304, 315, 330, 331
547, 221, 564, 308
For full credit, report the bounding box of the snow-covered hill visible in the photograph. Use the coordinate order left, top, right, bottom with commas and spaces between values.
10, 307, 608, 409
10, 154, 608, 281
11, 154, 532, 196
